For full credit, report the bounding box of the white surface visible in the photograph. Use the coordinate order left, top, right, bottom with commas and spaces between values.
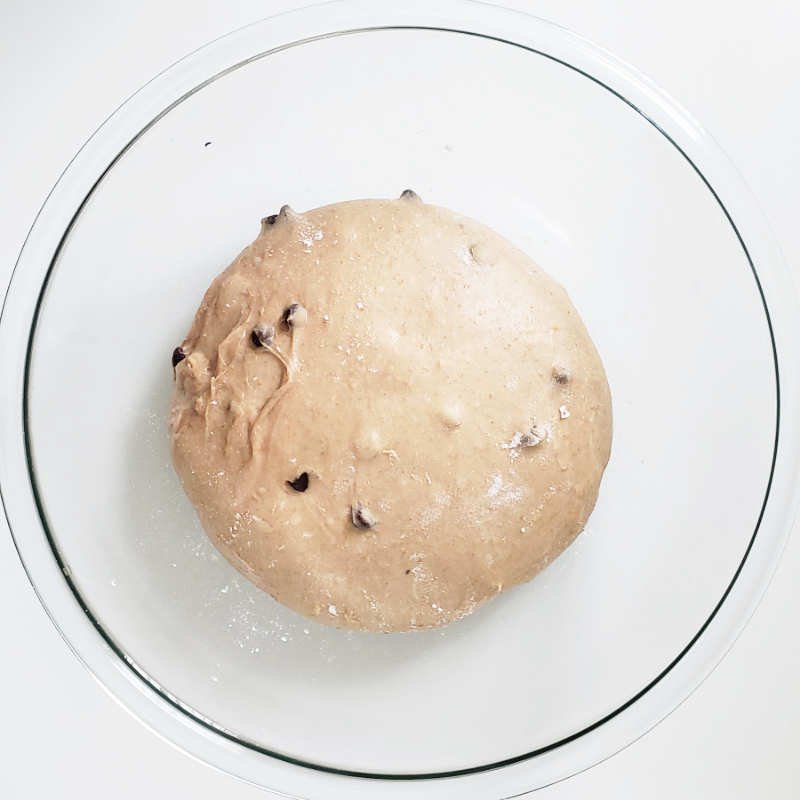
15, 6, 790, 788
1, 1, 798, 797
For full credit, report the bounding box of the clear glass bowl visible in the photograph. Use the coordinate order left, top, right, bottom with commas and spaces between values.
2, 1, 798, 797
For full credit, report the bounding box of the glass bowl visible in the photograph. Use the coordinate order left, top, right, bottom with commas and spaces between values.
2, 1, 798, 797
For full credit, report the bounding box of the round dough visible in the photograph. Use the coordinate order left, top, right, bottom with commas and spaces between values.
170, 194, 612, 632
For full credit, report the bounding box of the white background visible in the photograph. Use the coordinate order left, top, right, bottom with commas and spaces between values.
1, 1, 798, 797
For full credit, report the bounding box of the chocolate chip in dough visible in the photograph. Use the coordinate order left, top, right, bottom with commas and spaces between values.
552, 366, 570, 385
518, 425, 546, 448
172, 346, 186, 371
251, 324, 276, 348
351, 503, 377, 530
287, 472, 310, 493
281, 303, 308, 330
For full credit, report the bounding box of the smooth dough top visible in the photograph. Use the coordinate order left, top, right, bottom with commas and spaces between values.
170, 194, 612, 632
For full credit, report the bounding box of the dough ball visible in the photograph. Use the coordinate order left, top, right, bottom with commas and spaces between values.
170, 194, 612, 632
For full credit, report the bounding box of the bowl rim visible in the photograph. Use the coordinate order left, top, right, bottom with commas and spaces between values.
2, 1, 799, 797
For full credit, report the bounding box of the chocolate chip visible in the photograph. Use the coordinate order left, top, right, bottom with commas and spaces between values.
287, 472, 309, 492
251, 324, 275, 348
203, 141, 212, 147
281, 302, 308, 330
172, 346, 186, 370
262, 205, 296, 227
552, 366, 570, 384
405, 569, 411, 575
351, 503, 376, 530
503, 424, 547, 450
519, 425, 546, 447
400, 189, 420, 201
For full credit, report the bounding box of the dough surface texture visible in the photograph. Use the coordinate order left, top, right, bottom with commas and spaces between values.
171, 195, 612, 631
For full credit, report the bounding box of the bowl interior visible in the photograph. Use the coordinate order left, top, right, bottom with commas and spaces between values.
27, 28, 775, 775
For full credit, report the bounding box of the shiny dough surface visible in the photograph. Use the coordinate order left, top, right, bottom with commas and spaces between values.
170, 194, 612, 632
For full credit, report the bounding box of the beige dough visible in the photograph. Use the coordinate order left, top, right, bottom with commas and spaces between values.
170, 193, 612, 632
